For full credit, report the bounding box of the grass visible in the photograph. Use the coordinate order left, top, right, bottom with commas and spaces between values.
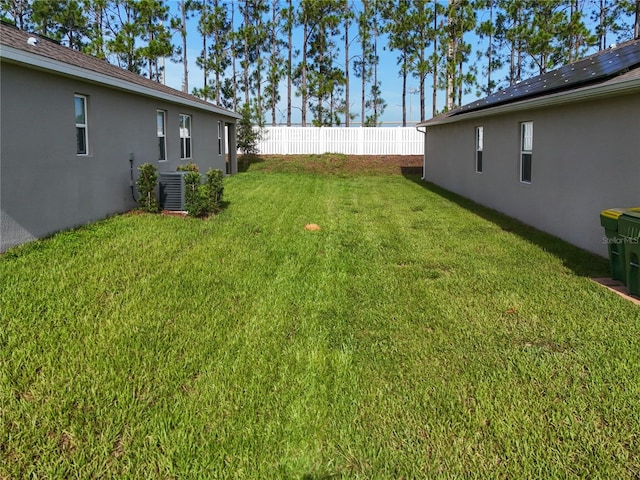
2, 155, 639, 478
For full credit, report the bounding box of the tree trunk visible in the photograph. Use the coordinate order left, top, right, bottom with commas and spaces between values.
182, 0, 188, 92
231, 0, 238, 110
487, 0, 492, 94
372, 22, 378, 125
243, 2, 250, 105
344, 3, 350, 127
287, 0, 292, 126
203, 30, 208, 100
271, 0, 277, 126
432, 0, 438, 117
635, 0, 640, 39
402, 55, 407, 126
361, 54, 366, 126
301, 20, 308, 127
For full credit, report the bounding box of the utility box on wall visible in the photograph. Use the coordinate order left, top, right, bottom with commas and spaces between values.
159, 171, 188, 211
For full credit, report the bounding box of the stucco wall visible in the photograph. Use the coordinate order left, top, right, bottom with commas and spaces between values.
1, 62, 230, 252
424, 92, 640, 256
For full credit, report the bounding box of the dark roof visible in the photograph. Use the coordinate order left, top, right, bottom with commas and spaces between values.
424, 38, 640, 125
0, 22, 239, 119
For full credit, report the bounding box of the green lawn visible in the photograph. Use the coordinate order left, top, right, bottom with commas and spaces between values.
2, 160, 639, 478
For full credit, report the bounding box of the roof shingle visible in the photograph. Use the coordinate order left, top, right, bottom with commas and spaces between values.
0, 21, 239, 119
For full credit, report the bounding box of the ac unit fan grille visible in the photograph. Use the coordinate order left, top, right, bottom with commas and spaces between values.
159, 172, 188, 211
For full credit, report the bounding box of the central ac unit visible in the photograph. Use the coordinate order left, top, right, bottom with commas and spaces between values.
159, 171, 188, 211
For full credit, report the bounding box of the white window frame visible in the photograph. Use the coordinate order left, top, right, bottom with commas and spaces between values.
75, 94, 88, 155
180, 113, 192, 160
157, 110, 167, 161
475, 126, 483, 173
520, 121, 533, 184
217, 121, 222, 155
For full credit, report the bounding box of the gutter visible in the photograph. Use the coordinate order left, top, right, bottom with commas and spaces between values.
0, 45, 241, 120
417, 77, 640, 128
415, 125, 427, 181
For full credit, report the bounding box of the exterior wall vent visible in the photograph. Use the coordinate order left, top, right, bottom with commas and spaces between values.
159, 171, 188, 211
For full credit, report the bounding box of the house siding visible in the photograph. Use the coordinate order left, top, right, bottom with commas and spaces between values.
424, 92, 640, 256
1, 62, 230, 252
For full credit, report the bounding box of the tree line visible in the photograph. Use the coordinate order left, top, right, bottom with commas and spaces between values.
2, 0, 639, 126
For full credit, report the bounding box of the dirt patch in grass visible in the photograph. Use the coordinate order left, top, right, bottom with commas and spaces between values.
241, 154, 423, 176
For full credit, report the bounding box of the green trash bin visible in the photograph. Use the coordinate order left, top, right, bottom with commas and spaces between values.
619, 211, 640, 297
600, 208, 629, 283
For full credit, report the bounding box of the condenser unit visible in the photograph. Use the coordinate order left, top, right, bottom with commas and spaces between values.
159, 171, 188, 211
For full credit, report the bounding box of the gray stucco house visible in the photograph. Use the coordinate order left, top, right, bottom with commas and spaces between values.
418, 39, 640, 256
0, 22, 241, 253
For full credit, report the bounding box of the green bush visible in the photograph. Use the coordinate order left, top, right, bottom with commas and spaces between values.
182, 166, 224, 218
183, 171, 207, 217
237, 103, 263, 156
205, 169, 224, 212
136, 163, 160, 213
177, 162, 199, 172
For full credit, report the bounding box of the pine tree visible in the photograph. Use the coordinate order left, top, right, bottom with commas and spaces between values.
305, 0, 343, 126
381, 0, 412, 125
136, 0, 172, 81
408, 0, 435, 120
238, 0, 269, 115
83, 0, 108, 59
0, 0, 32, 30
494, 0, 530, 86
194, 0, 214, 101
265, 0, 286, 125
342, 0, 354, 126
475, 0, 502, 96
354, 0, 380, 127
170, 0, 195, 92
283, 0, 295, 125
440, 0, 476, 110
106, 0, 144, 74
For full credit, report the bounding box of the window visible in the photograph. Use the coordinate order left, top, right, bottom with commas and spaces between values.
475, 126, 483, 173
217, 121, 222, 155
520, 121, 533, 183
75, 94, 88, 155
180, 113, 192, 159
157, 110, 166, 161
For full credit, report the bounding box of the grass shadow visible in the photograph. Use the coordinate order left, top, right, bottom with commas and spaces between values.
400, 165, 423, 176
238, 154, 264, 172
213, 200, 231, 216
401, 173, 609, 278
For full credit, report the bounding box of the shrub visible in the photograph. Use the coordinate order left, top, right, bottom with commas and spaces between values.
237, 102, 263, 156
136, 163, 160, 213
177, 162, 199, 172
205, 169, 224, 212
183, 171, 207, 217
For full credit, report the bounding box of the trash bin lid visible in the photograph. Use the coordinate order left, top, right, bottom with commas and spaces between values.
619, 211, 640, 239
621, 210, 640, 221
601, 208, 631, 220
601, 208, 640, 231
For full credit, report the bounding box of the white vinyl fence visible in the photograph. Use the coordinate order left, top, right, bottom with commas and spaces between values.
256, 127, 424, 155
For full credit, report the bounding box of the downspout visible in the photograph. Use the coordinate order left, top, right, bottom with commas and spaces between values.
129, 153, 137, 202
416, 125, 427, 181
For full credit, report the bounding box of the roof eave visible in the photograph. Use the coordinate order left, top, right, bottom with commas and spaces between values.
417, 78, 640, 128
0, 45, 242, 120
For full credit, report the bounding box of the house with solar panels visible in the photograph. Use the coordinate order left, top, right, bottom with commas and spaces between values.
417, 39, 640, 256
0, 22, 241, 253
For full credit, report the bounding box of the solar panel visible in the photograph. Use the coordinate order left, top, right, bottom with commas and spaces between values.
453, 39, 640, 116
